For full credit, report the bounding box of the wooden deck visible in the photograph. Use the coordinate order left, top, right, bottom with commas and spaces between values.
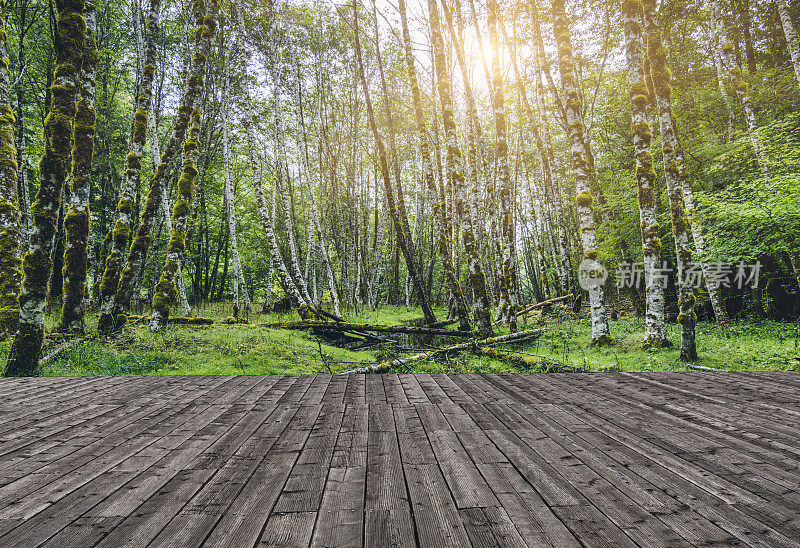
1, 372, 799, 547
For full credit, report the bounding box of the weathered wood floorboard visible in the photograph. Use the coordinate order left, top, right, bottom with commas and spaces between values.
0, 372, 798, 547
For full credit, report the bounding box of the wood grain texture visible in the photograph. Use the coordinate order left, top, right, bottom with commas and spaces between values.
0, 372, 798, 547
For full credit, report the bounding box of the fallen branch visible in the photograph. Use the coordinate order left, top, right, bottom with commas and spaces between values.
683, 363, 728, 372
262, 321, 473, 338
429, 318, 459, 328
341, 329, 543, 374
121, 315, 214, 325
39, 334, 96, 367
472, 346, 583, 372
702, 322, 729, 334
515, 294, 574, 317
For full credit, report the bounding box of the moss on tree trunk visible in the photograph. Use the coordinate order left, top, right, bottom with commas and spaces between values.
4, 0, 86, 376
96, 0, 161, 334
0, 0, 22, 336
59, 0, 97, 334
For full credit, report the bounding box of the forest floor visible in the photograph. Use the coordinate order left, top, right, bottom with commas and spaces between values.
1, 302, 798, 376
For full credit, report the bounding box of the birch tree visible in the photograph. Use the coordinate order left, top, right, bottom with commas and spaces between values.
5, 0, 87, 375
645, 0, 697, 360
553, 0, 613, 345
97, 0, 160, 333
777, 0, 800, 90
0, 0, 22, 335
622, 0, 667, 347
221, 55, 251, 315
712, 0, 772, 179
59, 0, 97, 333
487, 0, 518, 331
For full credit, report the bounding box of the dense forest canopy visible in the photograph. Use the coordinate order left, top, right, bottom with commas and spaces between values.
1, 0, 800, 375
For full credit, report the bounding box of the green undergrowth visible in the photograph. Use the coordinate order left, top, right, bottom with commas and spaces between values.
0, 302, 797, 376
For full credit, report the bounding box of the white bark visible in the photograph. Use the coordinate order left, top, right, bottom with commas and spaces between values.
623, 0, 666, 346
712, 0, 772, 180
645, 0, 697, 359
778, 0, 800, 91
679, 166, 729, 322
553, 0, 611, 343
221, 60, 251, 313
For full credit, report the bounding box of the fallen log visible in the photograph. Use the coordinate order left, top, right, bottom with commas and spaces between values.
515, 294, 574, 317
39, 334, 96, 367
341, 328, 544, 374
120, 315, 214, 325
472, 346, 583, 372
429, 318, 459, 328
263, 321, 473, 338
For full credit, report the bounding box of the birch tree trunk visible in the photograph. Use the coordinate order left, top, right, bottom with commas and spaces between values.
352, 0, 436, 325
14, 0, 31, 250
0, 0, 23, 335
487, 0, 518, 331
530, 4, 573, 295
221, 58, 250, 315
645, 0, 697, 360
777, 0, 800, 90
296, 73, 342, 318
97, 0, 161, 333
679, 170, 728, 322
623, 0, 667, 347
149, 0, 215, 330
712, 0, 772, 179
402, 0, 472, 333
5, 0, 87, 375
552, 0, 613, 345
59, 0, 97, 333
712, 21, 736, 141
436, 0, 493, 335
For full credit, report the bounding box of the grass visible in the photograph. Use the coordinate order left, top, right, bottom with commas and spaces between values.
1, 302, 798, 376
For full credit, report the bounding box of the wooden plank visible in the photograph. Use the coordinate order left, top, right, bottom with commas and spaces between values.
459, 506, 527, 548
364, 404, 416, 547
310, 467, 365, 547
258, 511, 317, 547
404, 464, 471, 546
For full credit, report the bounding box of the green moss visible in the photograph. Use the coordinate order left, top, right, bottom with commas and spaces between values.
576, 190, 593, 207
132, 108, 148, 144
590, 334, 616, 348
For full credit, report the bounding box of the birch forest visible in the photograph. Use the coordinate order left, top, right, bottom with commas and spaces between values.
2, 0, 800, 376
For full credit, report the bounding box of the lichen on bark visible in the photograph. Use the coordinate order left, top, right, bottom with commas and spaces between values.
623, 0, 667, 348
150, 108, 201, 330
59, 0, 97, 334
5, 0, 86, 376
0, 0, 22, 336
97, 0, 161, 334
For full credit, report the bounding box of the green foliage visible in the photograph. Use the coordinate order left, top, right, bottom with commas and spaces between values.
17, 306, 798, 376
699, 113, 800, 261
